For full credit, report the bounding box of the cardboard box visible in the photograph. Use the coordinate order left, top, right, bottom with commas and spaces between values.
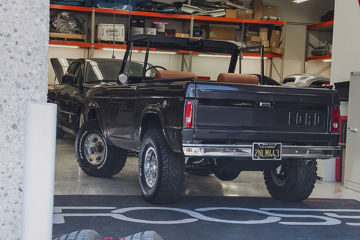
271, 47, 284, 55
225, 9, 237, 18
252, 0, 263, 20
250, 35, 261, 42
270, 29, 281, 47
209, 26, 236, 41
96, 24, 125, 42
236, 9, 253, 19
175, 33, 190, 38
263, 5, 277, 18
246, 31, 258, 41
259, 28, 268, 41
261, 40, 269, 47
264, 47, 271, 52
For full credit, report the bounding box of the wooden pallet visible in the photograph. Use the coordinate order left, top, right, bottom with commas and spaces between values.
49, 32, 86, 41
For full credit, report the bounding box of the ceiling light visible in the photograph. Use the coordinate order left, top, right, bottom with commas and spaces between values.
243, 56, 268, 60
49, 44, 79, 49
293, 0, 309, 3
322, 59, 332, 62
198, 54, 231, 58
140, 50, 176, 55
102, 48, 126, 52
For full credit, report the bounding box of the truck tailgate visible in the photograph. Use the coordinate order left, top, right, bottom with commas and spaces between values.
192, 82, 338, 145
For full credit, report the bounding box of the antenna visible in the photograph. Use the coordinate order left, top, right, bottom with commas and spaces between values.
112, 0, 116, 59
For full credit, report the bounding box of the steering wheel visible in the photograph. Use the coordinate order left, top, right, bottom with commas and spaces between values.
145, 65, 167, 74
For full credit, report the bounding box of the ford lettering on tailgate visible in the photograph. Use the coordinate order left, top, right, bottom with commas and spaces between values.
288, 112, 323, 127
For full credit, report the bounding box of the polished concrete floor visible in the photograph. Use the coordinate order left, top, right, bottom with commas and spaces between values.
55, 135, 360, 200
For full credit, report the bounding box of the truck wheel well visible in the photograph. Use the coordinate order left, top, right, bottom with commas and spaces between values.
141, 114, 162, 140
87, 109, 98, 120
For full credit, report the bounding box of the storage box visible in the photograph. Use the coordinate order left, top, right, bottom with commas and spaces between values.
263, 5, 277, 18
144, 27, 156, 35
271, 47, 284, 55
96, 24, 125, 42
209, 26, 236, 41
236, 9, 253, 19
131, 27, 144, 36
261, 40, 269, 47
250, 35, 261, 42
246, 31, 258, 41
175, 33, 190, 38
270, 29, 281, 47
252, 0, 263, 20
259, 28, 268, 41
225, 9, 237, 18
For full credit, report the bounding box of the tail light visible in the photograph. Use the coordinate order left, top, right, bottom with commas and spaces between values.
331, 106, 340, 132
184, 100, 193, 128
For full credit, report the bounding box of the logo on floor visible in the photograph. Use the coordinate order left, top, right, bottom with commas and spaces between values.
53, 206, 360, 226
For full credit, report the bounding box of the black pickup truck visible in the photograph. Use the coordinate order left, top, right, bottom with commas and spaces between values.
48, 58, 155, 137
74, 35, 340, 204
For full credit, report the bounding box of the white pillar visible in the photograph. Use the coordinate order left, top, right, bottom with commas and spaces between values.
0, 1, 50, 239
22, 103, 57, 240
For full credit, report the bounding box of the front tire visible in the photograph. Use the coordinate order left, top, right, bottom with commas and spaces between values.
75, 120, 127, 177
138, 129, 184, 204
264, 160, 317, 202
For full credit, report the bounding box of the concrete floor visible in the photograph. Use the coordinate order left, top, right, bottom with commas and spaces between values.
55, 135, 360, 200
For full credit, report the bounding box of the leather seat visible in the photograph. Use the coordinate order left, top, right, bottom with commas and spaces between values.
217, 73, 259, 85
154, 70, 198, 80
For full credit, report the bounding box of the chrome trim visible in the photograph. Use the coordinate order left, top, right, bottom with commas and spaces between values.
182, 144, 341, 159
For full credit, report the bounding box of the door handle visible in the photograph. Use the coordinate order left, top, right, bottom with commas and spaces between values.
348, 127, 359, 133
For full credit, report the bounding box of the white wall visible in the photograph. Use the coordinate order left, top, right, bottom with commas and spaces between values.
330, 0, 360, 83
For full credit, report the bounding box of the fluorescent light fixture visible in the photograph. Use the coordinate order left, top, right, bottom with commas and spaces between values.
198, 54, 231, 58
102, 48, 126, 52
49, 44, 79, 49
243, 56, 268, 60
293, 0, 309, 3
140, 50, 176, 55
322, 59, 332, 62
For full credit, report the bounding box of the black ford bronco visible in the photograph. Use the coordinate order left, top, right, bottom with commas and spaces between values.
75, 35, 340, 204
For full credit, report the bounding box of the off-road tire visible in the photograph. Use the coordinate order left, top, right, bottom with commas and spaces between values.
53, 229, 102, 240
214, 169, 241, 181
264, 160, 317, 202
75, 120, 127, 177
123, 231, 164, 240
138, 129, 185, 204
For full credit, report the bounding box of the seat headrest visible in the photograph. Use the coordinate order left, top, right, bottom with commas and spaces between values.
217, 73, 259, 85
154, 70, 198, 80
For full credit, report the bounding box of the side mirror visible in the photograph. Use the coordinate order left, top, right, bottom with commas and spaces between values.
118, 74, 128, 85
61, 74, 75, 86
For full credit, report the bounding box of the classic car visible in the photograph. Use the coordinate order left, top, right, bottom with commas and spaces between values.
72, 35, 340, 204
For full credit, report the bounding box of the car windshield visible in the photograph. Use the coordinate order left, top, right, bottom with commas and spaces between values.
86, 60, 155, 83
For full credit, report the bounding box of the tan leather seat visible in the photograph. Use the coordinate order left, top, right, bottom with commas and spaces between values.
154, 70, 198, 80
217, 73, 259, 85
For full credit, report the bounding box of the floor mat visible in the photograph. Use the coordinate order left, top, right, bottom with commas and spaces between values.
53, 195, 360, 240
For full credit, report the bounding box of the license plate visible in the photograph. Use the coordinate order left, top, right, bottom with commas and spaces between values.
252, 143, 282, 160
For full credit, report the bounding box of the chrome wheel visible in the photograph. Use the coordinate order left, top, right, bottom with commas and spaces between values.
83, 133, 107, 166
144, 147, 158, 188
270, 165, 288, 186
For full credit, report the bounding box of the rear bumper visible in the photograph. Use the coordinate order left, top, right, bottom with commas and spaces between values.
182, 144, 341, 159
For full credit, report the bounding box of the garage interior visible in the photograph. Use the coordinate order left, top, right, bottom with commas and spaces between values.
1, 0, 360, 240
